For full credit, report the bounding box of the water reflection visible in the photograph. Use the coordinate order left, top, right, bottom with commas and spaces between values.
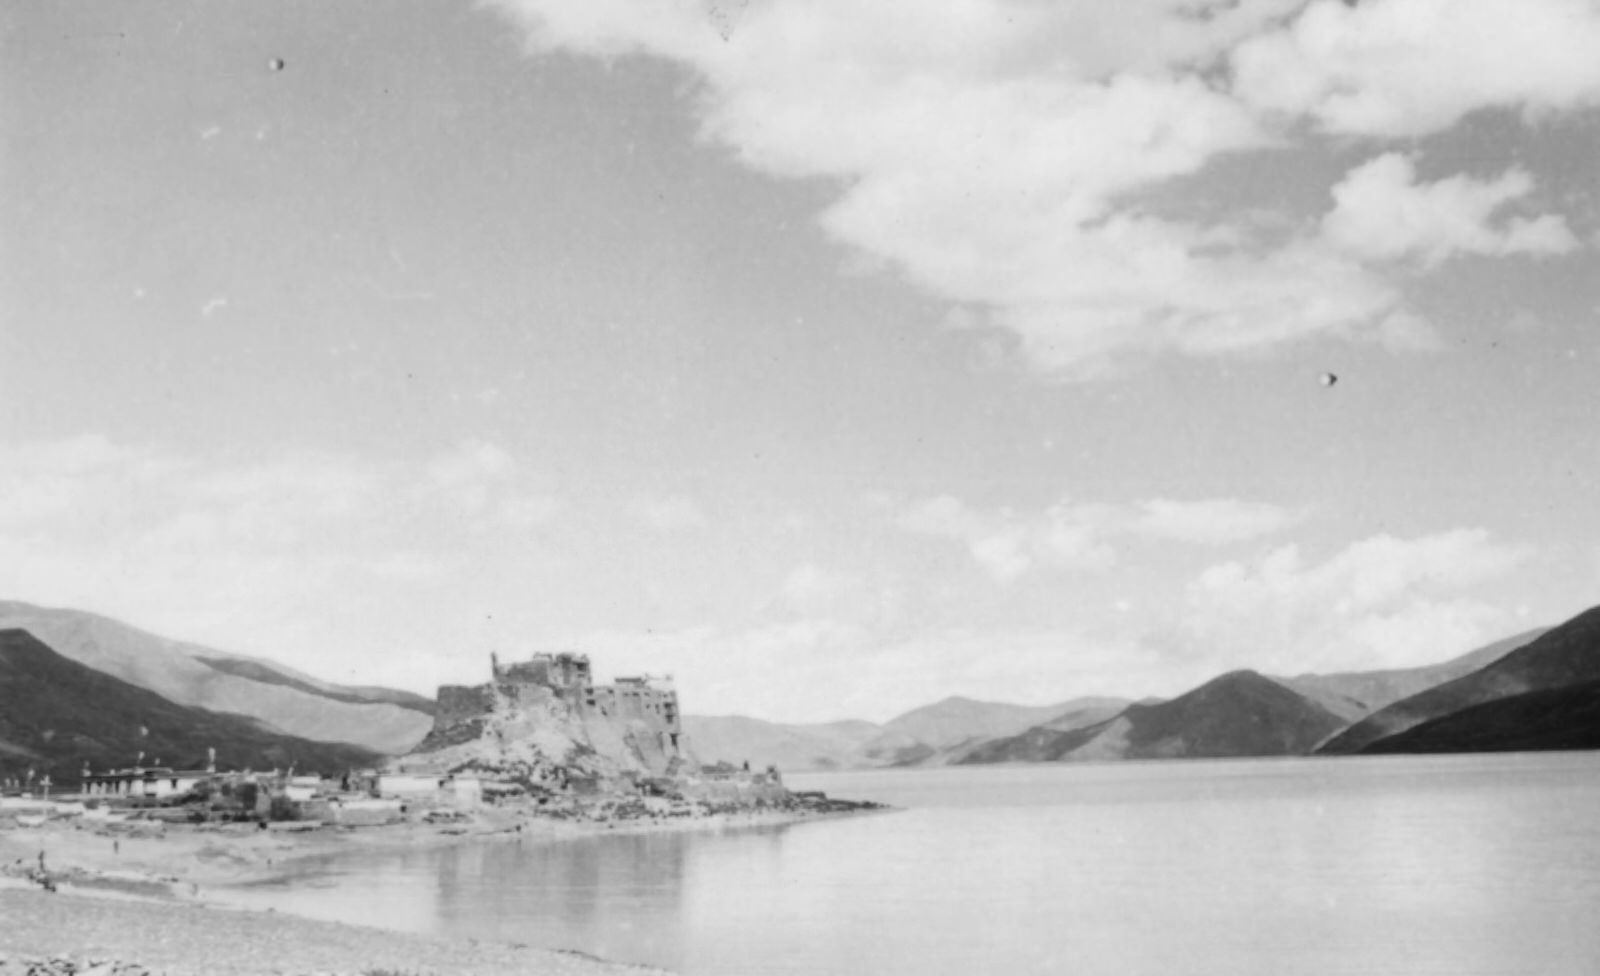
217, 754, 1600, 976
435, 830, 699, 966
219, 822, 796, 972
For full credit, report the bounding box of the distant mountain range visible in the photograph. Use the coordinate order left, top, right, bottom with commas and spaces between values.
0, 629, 378, 783
2, 599, 1596, 783
684, 613, 1594, 769
685, 696, 1129, 770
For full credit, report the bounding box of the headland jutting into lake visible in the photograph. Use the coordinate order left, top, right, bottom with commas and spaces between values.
0, 648, 885, 976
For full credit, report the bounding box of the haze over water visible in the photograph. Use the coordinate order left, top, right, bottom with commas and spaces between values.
218, 753, 1600, 975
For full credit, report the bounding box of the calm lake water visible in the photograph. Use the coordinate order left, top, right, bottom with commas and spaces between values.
217, 753, 1600, 975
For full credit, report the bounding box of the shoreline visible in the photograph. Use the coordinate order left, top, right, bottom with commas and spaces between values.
0, 800, 892, 975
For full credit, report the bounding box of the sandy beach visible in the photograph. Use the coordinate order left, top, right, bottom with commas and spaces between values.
0, 802, 882, 975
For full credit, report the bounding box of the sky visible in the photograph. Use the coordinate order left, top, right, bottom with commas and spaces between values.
2, 0, 1598, 723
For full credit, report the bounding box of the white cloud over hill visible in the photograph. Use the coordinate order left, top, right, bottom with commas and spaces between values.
1180, 529, 1533, 675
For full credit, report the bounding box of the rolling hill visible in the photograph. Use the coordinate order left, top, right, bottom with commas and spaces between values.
878, 696, 1113, 749
686, 696, 1127, 771
0, 629, 380, 783
683, 715, 884, 770
959, 671, 1347, 763
1319, 605, 1600, 755
0, 601, 433, 755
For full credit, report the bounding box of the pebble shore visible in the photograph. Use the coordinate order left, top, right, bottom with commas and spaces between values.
0, 888, 666, 976
1, 956, 155, 976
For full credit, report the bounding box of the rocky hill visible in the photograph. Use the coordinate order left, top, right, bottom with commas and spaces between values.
0, 601, 433, 755
1319, 605, 1600, 755
0, 629, 379, 783
400, 653, 690, 788
960, 671, 1346, 763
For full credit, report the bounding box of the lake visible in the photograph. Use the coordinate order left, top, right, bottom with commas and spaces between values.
216, 753, 1600, 975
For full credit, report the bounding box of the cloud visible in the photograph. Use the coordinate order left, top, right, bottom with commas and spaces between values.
1232, 0, 1600, 137
488, 0, 1592, 376
1179, 529, 1533, 674
497, 494, 563, 529
624, 493, 708, 531
0, 435, 559, 666
771, 561, 907, 629
426, 439, 516, 487
1321, 154, 1578, 268
896, 495, 1118, 583
1130, 498, 1306, 545
776, 563, 856, 616
896, 494, 1298, 582
404, 439, 559, 532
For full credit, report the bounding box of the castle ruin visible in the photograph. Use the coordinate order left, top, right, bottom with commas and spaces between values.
418, 651, 687, 782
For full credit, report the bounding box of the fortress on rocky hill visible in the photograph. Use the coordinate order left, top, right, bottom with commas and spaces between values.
404, 651, 690, 785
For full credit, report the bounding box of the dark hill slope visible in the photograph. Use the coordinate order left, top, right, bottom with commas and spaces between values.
1319, 605, 1600, 755
1362, 679, 1600, 754
1275, 628, 1547, 722
0, 629, 379, 784
956, 721, 1103, 764
0, 601, 433, 754
959, 671, 1346, 763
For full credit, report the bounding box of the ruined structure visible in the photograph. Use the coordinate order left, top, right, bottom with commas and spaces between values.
404, 652, 690, 787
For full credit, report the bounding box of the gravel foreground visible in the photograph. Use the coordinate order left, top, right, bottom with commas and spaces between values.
0, 888, 668, 976
1, 797, 889, 974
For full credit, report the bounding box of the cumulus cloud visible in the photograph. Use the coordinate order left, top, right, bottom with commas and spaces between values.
1179, 529, 1533, 674
1232, 0, 1600, 137
896, 494, 1298, 582
1322, 154, 1578, 268
488, 0, 1592, 376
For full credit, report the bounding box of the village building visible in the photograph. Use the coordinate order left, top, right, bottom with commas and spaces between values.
81, 765, 210, 799
375, 772, 443, 797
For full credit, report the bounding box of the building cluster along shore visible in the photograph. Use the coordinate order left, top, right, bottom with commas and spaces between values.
0, 651, 885, 976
